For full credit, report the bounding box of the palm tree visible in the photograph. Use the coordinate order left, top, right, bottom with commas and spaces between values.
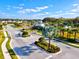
47, 27, 55, 49
48, 35, 51, 49
47, 30, 54, 49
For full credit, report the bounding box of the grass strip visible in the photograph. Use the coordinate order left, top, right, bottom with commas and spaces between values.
6, 32, 18, 59
0, 31, 5, 59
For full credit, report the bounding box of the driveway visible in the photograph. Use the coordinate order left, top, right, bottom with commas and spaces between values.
6, 24, 79, 59
49, 39, 79, 59
5, 25, 51, 59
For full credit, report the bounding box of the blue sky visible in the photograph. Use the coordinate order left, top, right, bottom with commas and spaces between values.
0, 0, 79, 19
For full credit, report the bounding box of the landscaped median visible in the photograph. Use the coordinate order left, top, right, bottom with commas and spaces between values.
6, 32, 18, 59
35, 37, 60, 53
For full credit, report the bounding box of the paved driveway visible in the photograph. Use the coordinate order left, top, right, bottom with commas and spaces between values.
49, 39, 79, 59
6, 25, 51, 59
6, 25, 79, 59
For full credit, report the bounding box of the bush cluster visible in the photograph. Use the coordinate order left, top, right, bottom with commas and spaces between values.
35, 37, 60, 53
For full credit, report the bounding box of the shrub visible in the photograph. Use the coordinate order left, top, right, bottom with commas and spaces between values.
22, 31, 29, 37
14, 22, 21, 27
0, 25, 2, 30
39, 37, 45, 42
67, 38, 76, 43
35, 41, 60, 53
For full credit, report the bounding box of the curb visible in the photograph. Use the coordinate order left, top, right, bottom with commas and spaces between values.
2, 26, 12, 59
4, 25, 21, 59
45, 48, 62, 59
53, 48, 62, 55
10, 39, 21, 59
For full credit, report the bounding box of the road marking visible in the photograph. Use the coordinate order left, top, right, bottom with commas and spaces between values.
45, 55, 52, 59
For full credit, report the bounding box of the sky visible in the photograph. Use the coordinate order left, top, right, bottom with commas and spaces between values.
0, 0, 79, 19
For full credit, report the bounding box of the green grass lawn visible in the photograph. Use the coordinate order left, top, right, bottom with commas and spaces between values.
0, 30, 5, 59
6, 32, 18, 59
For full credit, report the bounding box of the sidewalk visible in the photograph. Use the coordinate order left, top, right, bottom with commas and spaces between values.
1, 26, 11, 59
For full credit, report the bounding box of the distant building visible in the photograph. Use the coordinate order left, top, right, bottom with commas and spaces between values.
33, 21, 45, 29
34, 21, 45, 27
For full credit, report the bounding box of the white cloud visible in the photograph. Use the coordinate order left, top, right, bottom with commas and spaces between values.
6, 7, 10, 10
65, 12, 76, 15
36, 6, 48, 10
28, 3, 79, 19
13, 6, 23, 9
71, 9, 78, 12
44, 12, 49, 14
33, 12, 49, 16
18, 6, 49, 14
48, 10, 77, 18
72, 3, 79, 7
6, 5, 11, 10
18, 10, 26, 14
30, 12, 49, 19
71, 4, 79, 13
25, 9, 38, 12
53, 3, 79, 17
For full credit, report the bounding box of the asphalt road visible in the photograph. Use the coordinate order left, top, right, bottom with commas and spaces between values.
5, 24, 79, 59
